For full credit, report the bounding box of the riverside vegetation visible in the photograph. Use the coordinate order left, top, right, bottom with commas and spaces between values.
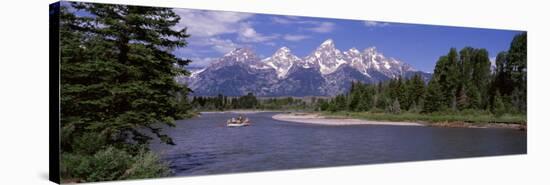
59, 2, 194, 182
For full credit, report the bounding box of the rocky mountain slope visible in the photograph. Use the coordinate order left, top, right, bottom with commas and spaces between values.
180, 39, 431, 96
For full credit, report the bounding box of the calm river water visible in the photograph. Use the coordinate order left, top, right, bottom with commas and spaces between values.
150, 112, 526, 176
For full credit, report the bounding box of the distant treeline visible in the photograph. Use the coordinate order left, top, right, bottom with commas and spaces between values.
190, 93, 327, 111
322, 33, 527, 116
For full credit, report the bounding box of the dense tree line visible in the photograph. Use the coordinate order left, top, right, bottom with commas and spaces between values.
192, 92, 259, 110
320, 74, 426, 113
493, 33, 527, 113
59, 2, 192, 182
191, 93, 325, 111
324, 33, 527, 115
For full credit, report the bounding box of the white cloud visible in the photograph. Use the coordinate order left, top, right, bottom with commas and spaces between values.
172, 9, 261, 56
173, 9, 278, 53
188, 57, 217, 68
271, 16, 335, 34
364, 21, 390, 27
307, 22, 335, 33
237, 23, 279, 43
173, 9, 254, 37
176, 37, 240, 56
271, 17, 293, 24
271, 16, 317, 25
283, 34, 310, 41
204, 37, 240, 54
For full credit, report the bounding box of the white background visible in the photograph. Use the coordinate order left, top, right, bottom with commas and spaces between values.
0, 0, 549, 184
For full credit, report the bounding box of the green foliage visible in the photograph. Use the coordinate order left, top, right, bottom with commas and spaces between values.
192, 92, 259, 110
333, 94, 348, 111
238, 92, 259, 109
324, 110, 526, 125
408, 101, 420, 113
492, 91, 506, 117
386, 98, 401, 114
322, 74, 429, 114
122, 149, 172, 180
319, 100, 331, 111
191, 94, 326, 111
429, 47, 493, 110
407, 74, 426, 109
61, 2, 191, 150
456, 86, 469, 110
71, 132, 107, 155
61, 147, 171, 183
433, 49, 460, 107
492, 33, 527, 113
59, 2, 193, 181
423, 80, 445, 113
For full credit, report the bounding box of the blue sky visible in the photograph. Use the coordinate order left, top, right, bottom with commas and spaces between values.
67, 3, 523, 72
172, 8, 523, 72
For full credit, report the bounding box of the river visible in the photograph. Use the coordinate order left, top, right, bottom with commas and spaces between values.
150, 112, 526, 176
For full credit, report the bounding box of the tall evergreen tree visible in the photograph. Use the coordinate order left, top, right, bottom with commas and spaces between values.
432, 49, 460, 108
456, 86, 469, 110
471, 49, 492, 108
423, 80, 445, 113
407, 74, 426, 110
492, 90, 506, 117
507, 33, 527, 112
493, 51, 513, 95
490, 32, 527, 113
61, 2, 192, 152
508, 33, 527, 88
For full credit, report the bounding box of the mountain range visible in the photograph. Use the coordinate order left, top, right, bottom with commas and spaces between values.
179, 39, 431, 97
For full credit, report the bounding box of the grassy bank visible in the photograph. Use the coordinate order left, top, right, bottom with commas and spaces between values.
321, 110, 526, 125
195, 108, 306, 113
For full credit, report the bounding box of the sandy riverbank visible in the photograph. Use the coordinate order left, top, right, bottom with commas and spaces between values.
272, 113, 425, 126
273, 112, 526, 130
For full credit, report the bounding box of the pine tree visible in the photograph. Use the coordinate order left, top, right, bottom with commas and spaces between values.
391, 98, 401, 114
409, 101, 419, 113
508, 33, 527, 88
507, 33, 527, 112
423, 80, 444, 113
60, 2, 192, 151
492, 90, 506, 117
348, 82, 361, 111
407, 74, 426, 110
493, 52, 513, 95
456, 86, 469, 110
472, 49, 492, 108
216, 94, 224, 111
466, 86, 482, 109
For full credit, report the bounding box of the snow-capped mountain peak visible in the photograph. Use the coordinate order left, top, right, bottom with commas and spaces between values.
305, 39, 347, 75
348, 47, 361, 54
364, 46, 378, 55
263, 46, 301, 78
344, 48, 370, 76
276, 46, 291, 53
222, 48, 257, 62
183, 39, 431, 97
320, 39, 335, 47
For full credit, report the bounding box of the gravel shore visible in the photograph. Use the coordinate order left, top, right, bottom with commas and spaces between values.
272, 113, 424, 126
